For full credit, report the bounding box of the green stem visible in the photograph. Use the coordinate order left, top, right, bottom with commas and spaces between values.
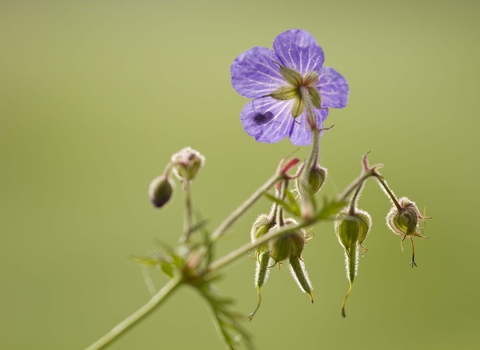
179, 186, 193, 244
85, 275, 183, 350
205, 219, 312, 276
347, 180, 365, 215
375, 176, 402, 211
210, 173, 281, 242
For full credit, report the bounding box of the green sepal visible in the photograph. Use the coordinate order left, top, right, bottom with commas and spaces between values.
303, 71, 319, 86
270, 85, 298, 100
291, 96, 305, 118
308, 87, 322, 109
279, 65, 303, 86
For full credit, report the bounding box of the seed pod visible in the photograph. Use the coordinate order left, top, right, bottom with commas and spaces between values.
268, 228, 305, 263
248, 251, 271, 321
334, 209, 372, 317
386, 197, 428, 267
296, 163, 327, 196
148, 175, 175, 208
289, 256, 313, 303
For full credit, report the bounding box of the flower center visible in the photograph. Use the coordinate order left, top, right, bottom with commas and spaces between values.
269, 64, 321, 118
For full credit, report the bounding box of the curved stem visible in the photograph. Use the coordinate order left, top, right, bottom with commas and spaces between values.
375, 176, 402, 211
347, 180, 365, 215
85, 275, 183, 350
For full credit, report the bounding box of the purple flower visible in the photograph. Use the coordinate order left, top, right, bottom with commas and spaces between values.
231, 29, 349, 146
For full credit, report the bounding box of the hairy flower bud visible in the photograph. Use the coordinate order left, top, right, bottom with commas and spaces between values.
250, 214, 275, 254
148, 175, 175, 208
171, 147, 205, 183
296, 163, 327, 196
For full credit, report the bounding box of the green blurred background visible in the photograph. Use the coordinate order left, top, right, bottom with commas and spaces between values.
1, 0, 479, 349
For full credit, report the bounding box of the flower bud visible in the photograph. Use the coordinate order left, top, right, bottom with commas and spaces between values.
148, 175, 175, 208
295, 163, 327, 198
250, 214, 275, 254
171, 147, 205, 183
268, 224, 306, 263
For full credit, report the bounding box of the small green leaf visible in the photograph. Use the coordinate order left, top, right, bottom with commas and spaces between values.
284, 189, 301, 215
160, 262, 174, 278
315, 198, 348, 221
263, 192, 300, 217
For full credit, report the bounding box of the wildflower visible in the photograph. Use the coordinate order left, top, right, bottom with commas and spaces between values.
231, 29, 349, 145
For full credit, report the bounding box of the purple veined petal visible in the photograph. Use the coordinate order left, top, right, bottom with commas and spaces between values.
231, 46, 286, 99
317, 66, 349, 109
240, 97, 294, 143
273, 29, 325, 75
288, 108, 329, 146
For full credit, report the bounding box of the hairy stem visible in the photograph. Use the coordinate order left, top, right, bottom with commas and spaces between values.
179, 186, 193, 243
210, 173, 281, 242
85, 275, 183, 350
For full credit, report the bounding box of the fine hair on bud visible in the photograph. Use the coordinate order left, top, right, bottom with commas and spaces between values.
295, 162, 328, 198
148, 175, 175, 208
170, 147, 205, 183
250, 214, 275, 254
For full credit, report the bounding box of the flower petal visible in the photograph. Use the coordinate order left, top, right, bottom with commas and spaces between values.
273, 29, 325, 75
288, 108, 329, 146
231, 46, 286, 98
318, 67, 349, 109
240, 97, 294, 143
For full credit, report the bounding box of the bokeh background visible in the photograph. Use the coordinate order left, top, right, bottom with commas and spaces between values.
1, 0, 479, 349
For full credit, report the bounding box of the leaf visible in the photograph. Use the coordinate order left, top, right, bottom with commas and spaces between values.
263, 192, 301, 217
315, 198, 348, 221
160, 262, 174, 278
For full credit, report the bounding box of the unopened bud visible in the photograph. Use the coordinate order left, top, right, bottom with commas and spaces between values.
250, 214, 275, 254
171, 147, 205, 183
296, 163, 327, 197
148, 175, 174, 208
